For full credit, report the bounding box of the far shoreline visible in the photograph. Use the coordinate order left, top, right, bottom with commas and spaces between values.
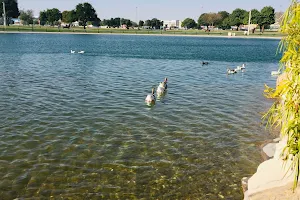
0, 31, 282, 40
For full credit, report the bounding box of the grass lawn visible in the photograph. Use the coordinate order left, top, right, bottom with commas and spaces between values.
0, 25, 286, 38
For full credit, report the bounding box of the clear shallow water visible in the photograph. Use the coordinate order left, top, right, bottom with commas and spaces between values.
0, 34, 280, 199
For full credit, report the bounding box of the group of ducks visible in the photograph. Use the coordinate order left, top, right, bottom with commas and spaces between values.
227, 64, 246, 74
145, 78, 168, 106
71, 50, 85, 54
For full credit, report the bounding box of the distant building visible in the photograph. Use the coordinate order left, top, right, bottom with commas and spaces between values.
268, 12, 284, 31
270, 23, 280, 31
120, 24, 127, 29
240, 24, 258, 31
230, 26, 238, 30
163, 20, 182, 29
11, 18, 21, 25
141, 26, 149, 29
72, 21, 79, 27
0, 17, 20, 25
61, 22, 69, 27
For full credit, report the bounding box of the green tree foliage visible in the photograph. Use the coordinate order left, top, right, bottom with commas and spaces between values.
250, 9, 261, 24
39, 11, 47, 25
19, 9, 34, 25
181, 18, 197, 29
220, 17, 231, 30
33, 18, 39, 25
218, 11, 230, 20
121, 18, 132, 28
62, 11, 68, 22
138, 20, 144, 27
142, 18, 162, 29
62, 10, 77, 24
0, 0, 19, 25
46, 8, 61, 26
216, 11, 229, 27
92, 17, 101, 27
100, 19, 113, 27
198, 13, 221, 28
111, 17, 120, 27
101, 17, 133, 28
242, 9, 261, 33
145, 19, 151, 26
264, 0, 300, 191
198, 13, 209, 28
87, 19, 100, 27
259, 6, 275, 32
147, 18, 163, 29
75, 2, 97, 29
229, 8, 247, 30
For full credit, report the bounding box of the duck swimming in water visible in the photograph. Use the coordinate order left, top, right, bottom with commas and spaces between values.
236, 64, 246, 71
145, 88, 156, 106
161, 77, 168, 89
157, 81, 167, 96
227, 68, 237, 74
271, 70, 281, 76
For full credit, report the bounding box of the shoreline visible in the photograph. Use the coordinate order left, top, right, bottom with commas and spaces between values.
243, 136, 297, 200
0, 31, 282, 40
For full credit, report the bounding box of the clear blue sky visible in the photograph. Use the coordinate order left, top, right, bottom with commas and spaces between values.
19, 0, 290, 21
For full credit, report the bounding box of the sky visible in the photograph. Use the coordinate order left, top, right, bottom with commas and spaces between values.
19, 0, 290, 21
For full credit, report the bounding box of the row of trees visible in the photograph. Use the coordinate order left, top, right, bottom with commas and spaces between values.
139, 18, 164, 29
0, 0, 277, 32
1, 0, 163, 30
96, 18, 163, 29
99, 18, 164, 29
100, 18, 135, 28
181, 6, 276, 32
39, 3, 100, 29
19, 9, 35, 25
0, 0, 100, 29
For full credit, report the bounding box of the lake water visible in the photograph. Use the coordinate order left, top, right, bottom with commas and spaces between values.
0, 33, 280, 199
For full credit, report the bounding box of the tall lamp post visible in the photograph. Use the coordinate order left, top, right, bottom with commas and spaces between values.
2, 1, 7, 27
136, 7, 138, 24
247, 10, 252, 35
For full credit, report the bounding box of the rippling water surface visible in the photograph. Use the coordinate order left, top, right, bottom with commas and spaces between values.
0, 33, 281, 199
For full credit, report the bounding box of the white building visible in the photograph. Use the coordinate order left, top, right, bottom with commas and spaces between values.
72, 21, 79, 27
163, 20, 182, 29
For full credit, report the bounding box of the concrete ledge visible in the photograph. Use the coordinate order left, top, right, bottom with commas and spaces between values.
244, 137, 298, 199
262, 139, 279, 158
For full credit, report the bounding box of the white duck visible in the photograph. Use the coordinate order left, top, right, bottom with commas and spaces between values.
71, 50, 75, 54
78, 51, 85, 54
236, 64, 246, 71
227, 68, 237, 74
145, 88, 156, 106
271, 70, 281, 76
163, 77, 168, 89
157, 82, 167, 97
